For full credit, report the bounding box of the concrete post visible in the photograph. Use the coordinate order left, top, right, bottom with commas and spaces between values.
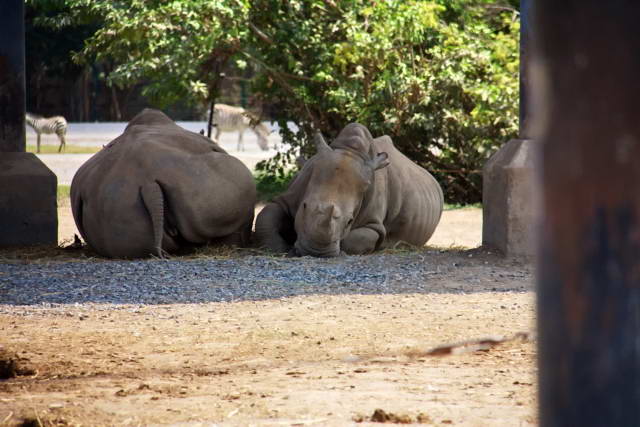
536, 2, 640, 425
482, 139, 536, 256
0, 0, 57, 247
482, 0, 535, 256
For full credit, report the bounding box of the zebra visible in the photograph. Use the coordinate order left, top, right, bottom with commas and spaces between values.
212, 104, 271, 151
25, 113, 68, 153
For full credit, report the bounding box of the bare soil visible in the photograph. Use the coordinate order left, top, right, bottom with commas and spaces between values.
56, 200, 484, 249
0, 205, 537, 426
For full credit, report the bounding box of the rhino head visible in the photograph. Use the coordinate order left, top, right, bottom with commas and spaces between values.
293, 124, 389, 257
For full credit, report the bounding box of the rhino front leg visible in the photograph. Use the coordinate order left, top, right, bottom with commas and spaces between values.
254, 202, 295, 253
341, 225, 385, 255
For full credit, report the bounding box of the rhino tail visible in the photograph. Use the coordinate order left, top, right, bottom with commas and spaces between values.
140, 181, 166, 258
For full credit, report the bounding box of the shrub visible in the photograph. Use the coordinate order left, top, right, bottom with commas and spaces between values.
59, 0, 519, 204
250, 1, 519, 204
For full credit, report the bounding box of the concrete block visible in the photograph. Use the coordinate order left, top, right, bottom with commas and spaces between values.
0, 153, 57, 246
482, 139, 537, 256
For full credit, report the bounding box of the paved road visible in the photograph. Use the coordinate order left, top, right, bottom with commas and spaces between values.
29, 121, 287, 185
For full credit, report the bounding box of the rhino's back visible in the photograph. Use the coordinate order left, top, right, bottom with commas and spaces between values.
373, 136, 444, 247
71, 123, 255, 258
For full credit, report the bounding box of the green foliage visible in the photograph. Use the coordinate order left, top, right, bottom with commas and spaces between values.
27, 144, 100, 154
254, 169, 295, 202
249, 0, 519, 203
49, 0, 519, 203
444, 202, 482, 211
57, 185, 71, 201
59, 0, 251, 106
25, 0, 97, 105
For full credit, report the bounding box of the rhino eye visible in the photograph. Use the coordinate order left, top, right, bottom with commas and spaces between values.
347, 218, 353, 225
303, 202, 307, 210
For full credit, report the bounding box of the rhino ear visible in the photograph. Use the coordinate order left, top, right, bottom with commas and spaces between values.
314, 132, 332, 154
371, 152, 390, 171
296, 155, 307, 169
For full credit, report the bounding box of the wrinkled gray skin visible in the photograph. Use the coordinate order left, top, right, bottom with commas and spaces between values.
255, 123, 443, 257
71, 109, 256, 258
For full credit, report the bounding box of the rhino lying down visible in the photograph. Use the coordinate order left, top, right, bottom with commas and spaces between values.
255, 123, 443, 257
71, 109, 256, 258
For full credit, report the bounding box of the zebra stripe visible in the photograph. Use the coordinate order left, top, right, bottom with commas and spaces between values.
25, 112, 68, 153
212, 104, 270, 151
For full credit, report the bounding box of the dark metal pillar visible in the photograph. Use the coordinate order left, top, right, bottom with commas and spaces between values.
0, 0, 57, 247
519, 0, 531, 139
536, 1, 640, 425
0, 0, 26, 152
207, 100, 215, 138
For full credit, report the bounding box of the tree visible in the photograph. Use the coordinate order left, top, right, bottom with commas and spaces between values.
248, 0, 519, 203
25, 0, 96, 119
59, 0, 519, 203
57, 1, 250, 107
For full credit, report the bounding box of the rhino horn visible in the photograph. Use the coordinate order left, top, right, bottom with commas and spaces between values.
314, 132, 332, 154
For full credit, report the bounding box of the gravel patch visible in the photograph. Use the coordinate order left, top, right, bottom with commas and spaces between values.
0, 249, 533, 309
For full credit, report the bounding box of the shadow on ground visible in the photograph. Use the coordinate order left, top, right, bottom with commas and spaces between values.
0, 244, 532, 306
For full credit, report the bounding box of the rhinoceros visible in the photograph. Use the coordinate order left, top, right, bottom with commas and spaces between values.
254, 123, 443, 257
71, 108, 256, 258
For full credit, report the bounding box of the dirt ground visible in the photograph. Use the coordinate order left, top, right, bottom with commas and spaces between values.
0, 204, 537, 426
55, 199, 484, 250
